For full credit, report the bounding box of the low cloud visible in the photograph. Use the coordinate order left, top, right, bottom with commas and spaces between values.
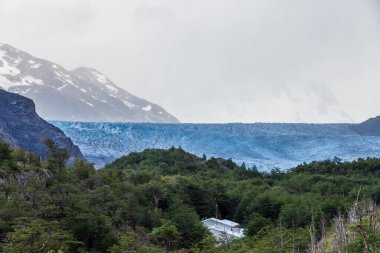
1, 0, 380, 123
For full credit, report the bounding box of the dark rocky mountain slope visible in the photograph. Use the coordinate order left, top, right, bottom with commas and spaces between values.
352, 116, 380, 136
0, 89, 84, 161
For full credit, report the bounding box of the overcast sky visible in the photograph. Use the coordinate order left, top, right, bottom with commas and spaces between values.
1, 0, 380, 123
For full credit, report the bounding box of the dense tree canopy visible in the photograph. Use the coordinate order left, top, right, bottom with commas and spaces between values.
0, 141, 379, 252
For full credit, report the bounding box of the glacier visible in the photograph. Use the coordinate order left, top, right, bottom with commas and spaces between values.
50, 121, 380, 170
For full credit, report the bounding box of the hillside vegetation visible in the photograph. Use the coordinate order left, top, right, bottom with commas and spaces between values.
0, 141, 379, 252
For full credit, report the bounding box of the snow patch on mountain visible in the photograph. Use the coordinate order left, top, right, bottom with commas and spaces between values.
80, 99, 94, 107
21, 76, 44, 85
142, 105, 152, 111
0, 50, 21, 76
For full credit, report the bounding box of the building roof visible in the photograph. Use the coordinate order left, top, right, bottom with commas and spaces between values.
204, 218, 240, 228
202, 218, 245, 241
220, 219, 240, 227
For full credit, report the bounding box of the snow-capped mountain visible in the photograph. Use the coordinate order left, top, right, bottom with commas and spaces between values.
0, 43, 179, 123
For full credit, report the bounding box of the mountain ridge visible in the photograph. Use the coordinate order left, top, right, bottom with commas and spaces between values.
351, 115, 380, 136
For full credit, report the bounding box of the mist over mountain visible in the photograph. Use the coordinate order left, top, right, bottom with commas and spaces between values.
0, 43, 179, 123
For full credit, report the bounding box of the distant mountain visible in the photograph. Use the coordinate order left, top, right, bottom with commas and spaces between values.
352, 116, 380, 136
0, 43, 179, 123
0, 89, 84, 162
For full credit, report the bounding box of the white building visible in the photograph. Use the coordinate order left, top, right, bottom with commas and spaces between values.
202, 218, 245, 242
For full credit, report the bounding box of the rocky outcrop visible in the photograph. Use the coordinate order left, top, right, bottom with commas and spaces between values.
352, 116, 380, 136
0, 89, 84, 161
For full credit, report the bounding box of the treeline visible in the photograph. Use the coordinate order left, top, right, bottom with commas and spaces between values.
0, 141, 379, 252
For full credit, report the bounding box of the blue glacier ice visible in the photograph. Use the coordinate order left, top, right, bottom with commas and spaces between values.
50, 121, 380, 170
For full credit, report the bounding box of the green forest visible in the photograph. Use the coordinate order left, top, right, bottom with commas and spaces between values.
0, 140, 380, 252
